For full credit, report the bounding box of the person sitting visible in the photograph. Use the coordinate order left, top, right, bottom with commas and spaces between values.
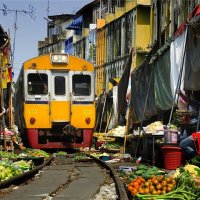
179, 90, 200, 160
180, 135, 198, 160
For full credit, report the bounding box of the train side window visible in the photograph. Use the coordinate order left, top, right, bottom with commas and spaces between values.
72, 74, 91, 96
28, 73, 48, 95
55, 76, 65, 95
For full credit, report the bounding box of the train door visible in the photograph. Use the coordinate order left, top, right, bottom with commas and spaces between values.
50, 71, 70, 122
69, 71, 95, 128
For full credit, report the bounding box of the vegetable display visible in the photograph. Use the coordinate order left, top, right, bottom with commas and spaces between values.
119, 162, 200, 199
134, 165, 165, 180
20, 148, 50, 159
0, 148, 49, 183
0, 160, 32, 181
190, 155, 200, 167
136, 171, 200, 200
73, 153, 91, 162
173, 164, 200, 178
128, 175, 176, 197
103, 141, 121, 149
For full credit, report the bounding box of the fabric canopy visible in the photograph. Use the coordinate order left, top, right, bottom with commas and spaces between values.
131, 64, 157, 122
184, 16, 200, 91
131, 45, 158, 123
154, 50, 173, 110
170, 29, 187, 97
117, 50, 132, 122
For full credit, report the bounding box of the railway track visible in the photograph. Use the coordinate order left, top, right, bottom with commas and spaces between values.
0, 153, 129, 200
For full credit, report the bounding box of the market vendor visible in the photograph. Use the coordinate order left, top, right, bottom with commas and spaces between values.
179, 90, 200, 160
180, 135, 198, 160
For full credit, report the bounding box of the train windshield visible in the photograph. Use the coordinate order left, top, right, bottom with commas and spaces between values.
72, 74, 91, 96
28, 73, 48, 95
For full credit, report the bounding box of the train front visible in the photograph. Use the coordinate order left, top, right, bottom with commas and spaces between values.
18, 53, 96, 149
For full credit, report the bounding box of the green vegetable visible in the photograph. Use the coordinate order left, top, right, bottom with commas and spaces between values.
144, 166, 165, 176
146, 169, 157, 175
135, 169, 146, 175
194, 167, 200, 176
136, 171, 200, 200
137, 164, 148, 170
191, 156, 200, 167
141, 172, 152, 180
156, 170, 166, 175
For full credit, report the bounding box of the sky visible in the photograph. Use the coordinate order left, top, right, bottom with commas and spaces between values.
0, 0, 92, 81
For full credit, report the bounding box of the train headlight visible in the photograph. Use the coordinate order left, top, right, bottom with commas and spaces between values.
61, 55, 68, 62
51, 53, 68, 64
30, 117, 36, 125
85, 117, 91, 125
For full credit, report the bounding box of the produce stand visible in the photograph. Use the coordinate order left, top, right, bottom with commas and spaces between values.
0, 148, 51, 188
0, 154, 53, 188
141, 133, 164, 166
93, 125, 128, 152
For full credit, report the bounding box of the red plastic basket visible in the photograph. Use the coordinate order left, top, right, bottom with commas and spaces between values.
161, 146, 182, 170
192, 132, 200, 155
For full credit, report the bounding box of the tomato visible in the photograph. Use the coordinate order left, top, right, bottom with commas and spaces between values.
140, 177, 146, 183
162, 186, 167, 191
130, 182, 135, 187
136, 178, 141, 185
147, 179, 153, 185
152, 179, 159, 185
165, 177, 171, 183
157, 190, 161, 195
132, 181, 139, 187
171, 179, 176, 185
166, 186, 173, 192
169, 177, 175, 183
152, 190, 157, 195
151, 175, 156, 179
128, 185, 133, 191
139, 187, 145, 194
144, 188, 150, 194
161, 180, 167, 187
161, 189, 166, 195
134, 184, 140, 190
149, 185, 155, 193
144, 181, 150, 187
156, 183, 162, 190
157, 175, 164, 182
131, 188, 138, 195
167, 183, 174, 189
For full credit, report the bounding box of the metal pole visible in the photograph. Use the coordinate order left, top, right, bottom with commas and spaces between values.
99, 92, 107, 132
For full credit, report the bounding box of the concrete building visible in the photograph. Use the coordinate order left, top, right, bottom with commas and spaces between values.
37, 0, 200, 96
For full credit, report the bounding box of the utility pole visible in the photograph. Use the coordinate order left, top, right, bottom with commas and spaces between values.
0, 4, 36, 149
0, 3, 36, 65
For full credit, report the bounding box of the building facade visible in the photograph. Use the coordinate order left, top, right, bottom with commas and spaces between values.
37, 0, 200, 96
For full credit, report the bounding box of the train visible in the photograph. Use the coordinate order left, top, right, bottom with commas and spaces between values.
14, 53, 96, 149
